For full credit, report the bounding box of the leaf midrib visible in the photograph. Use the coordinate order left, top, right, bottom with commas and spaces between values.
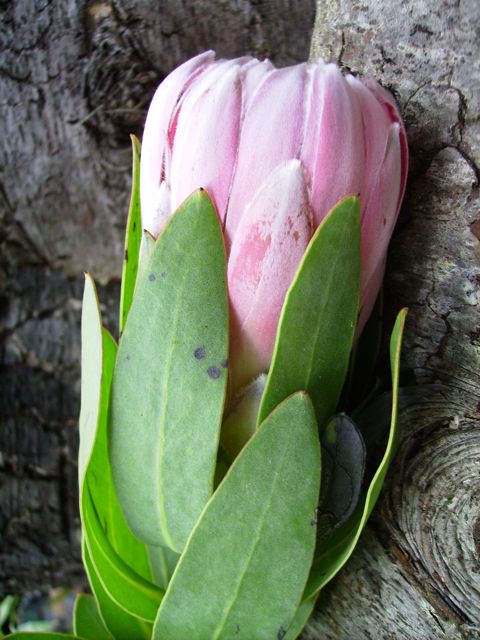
211, 442, 290, 639
154, 217, 201, 551
304, 232, 345, 397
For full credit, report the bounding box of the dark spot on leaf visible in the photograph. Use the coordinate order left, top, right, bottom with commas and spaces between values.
221, 359, 229, 368
126, 354, 131, 361
124, 249, 128, 261
194, 347, 206, 359
207, 366, 221, 379
277, 627, 286, 639
235, 623, 240, 635
161, 271, 167, 278
148, 273, 156, 282
133, 221, 137, 231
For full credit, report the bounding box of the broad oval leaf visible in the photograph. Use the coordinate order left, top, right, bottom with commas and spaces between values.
83, 484, 163, 623
303, 308, 407, 600
109, 189, 229, 552
258, 196, 360, 429
119, 134, 142, 334
73, 593, 112, 640
153, 392, 320, 640
82, 540, 152, 640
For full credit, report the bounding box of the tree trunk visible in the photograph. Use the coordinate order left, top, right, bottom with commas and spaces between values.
1, 2, 479, 639
305, 1, 480, 638
0, 0, 315, 592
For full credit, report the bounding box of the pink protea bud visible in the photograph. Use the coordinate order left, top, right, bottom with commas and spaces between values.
140, 52, 408, 392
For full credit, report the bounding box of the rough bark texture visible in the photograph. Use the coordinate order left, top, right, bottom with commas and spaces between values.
1, 1, 479, 638
306, 1, 480, 638
0, 0, 315, 592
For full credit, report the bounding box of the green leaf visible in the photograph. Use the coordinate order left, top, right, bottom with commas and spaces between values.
109, 189, 229, 552
0, 595, 18, 630
78, 273, 104, 492
283, 596, 317, 640
79, 274, 159, 627
86, 328, 152, 582
316, 413, 366, 539
119, 134, 142, 334
303, 308, 407, 600
82, 540, 152, 640
73, 594, 112, 640
258, 196, 360, 429
153, 392, 321, 640
147, 545, 179, 590
79, 253, 157, 635
79, 275, 152, 582
83, 484, 163, 623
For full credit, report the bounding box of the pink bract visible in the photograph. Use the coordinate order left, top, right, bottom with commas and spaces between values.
140, 51, 408, 392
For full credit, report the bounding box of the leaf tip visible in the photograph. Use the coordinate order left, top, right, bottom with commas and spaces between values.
84, 271, 96, 287
130, 133, 141, 153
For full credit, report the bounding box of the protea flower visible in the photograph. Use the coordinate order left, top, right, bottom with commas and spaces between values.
140, 51, 408, 392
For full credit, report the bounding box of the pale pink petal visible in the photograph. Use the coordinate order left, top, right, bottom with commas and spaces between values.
346, 75, 408, 327
360, 123, 402, 288
363, 76, 409, 209
169, 62, 244, 219
140, 51, 215, 234
228, 160, 313, 389
345, 74, 392, 219
301, 63, 365, 228
164, 57, 251, 180
240, 58, 275, 109
224, 64, 309, 245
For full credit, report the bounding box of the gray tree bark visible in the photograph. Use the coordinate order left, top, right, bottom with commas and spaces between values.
0, 0, 315, 592
1, 2, 479, 639
305, 1, 480, 638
